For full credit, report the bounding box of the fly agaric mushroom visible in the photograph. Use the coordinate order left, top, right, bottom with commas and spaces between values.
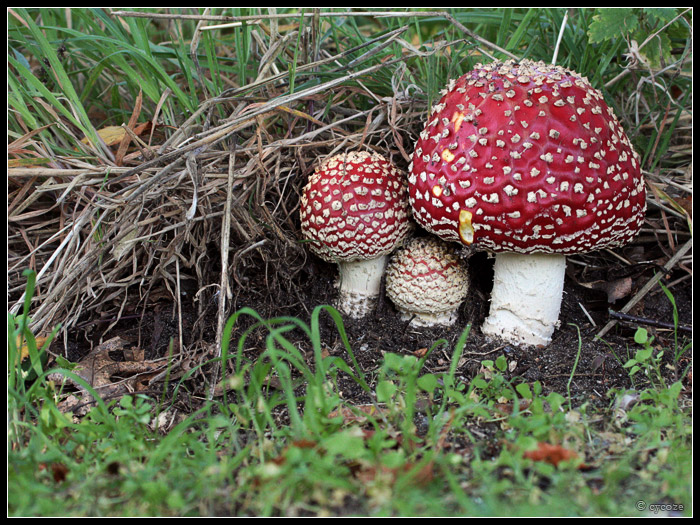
385, 236, 469, 327
407, 59, 646, 346
300, 151, 411, 318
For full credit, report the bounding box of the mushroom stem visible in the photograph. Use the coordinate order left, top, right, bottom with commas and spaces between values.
399, 309, 460, 327
481, 252, 566, 347
336, 256, 388, 318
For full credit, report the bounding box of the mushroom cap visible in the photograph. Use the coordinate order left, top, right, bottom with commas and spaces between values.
300, 151, 411, 262
385, 236, 469, 320
408, 59, 646, 255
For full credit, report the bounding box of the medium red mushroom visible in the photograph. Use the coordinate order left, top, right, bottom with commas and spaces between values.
407, 59, 646, 346
300, 151, 411, 318
385, 236, 469, 327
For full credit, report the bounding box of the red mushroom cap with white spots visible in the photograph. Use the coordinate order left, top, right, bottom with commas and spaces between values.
300, 151, 411, 261
408, 59, 646, 254
300, 151, 411, 318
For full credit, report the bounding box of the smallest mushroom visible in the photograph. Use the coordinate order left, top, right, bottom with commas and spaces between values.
385, 236, 469, 327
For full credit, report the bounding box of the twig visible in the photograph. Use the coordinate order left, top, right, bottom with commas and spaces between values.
607, 310, 691, 334
578, 302, 596, 327
596, 238, 693, 339
210, 147, 237, 401
551, 10, 568, 65
110, 9, 462, 24
175, 257, 184, 357
8, 167, 151, 178
200, 20, 262, 31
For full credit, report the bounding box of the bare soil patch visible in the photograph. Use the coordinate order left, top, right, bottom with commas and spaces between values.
50, 231, 693, 414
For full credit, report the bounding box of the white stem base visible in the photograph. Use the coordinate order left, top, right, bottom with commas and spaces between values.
336, 256, 388, 318
399, 309, 460, 327
481, 252, 566, 347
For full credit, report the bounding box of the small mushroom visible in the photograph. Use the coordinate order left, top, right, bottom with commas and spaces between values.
385, 236, 469, 327
300, 151, 411, 318
406, 59, 646, 346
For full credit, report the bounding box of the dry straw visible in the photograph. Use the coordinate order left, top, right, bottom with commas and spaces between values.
9, 10, 476, 359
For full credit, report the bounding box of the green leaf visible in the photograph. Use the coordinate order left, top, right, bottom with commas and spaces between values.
471, 377, 488, 389
546, 392, 565, 413
515, 382, 533, 400
667, 381, 683, 399
588, 8, 639, 43
634, 348, 653, 362
323, 429, 367, 460
635, 28, 672, 67
376, 380, 397, 403
623, 358, 638, 369
495, 355, 508, 372
642, 7, 680, 25
532, 380, 542, 396
634, 327, 649, 345
417, 373, 439, 393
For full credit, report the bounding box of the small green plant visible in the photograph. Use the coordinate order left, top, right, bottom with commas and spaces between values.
606, 281, 690, 389
622, 327, 675, 389
468, 355, 513, 408
656, 280, 692, 366
8, 270, 59, 391
587, 8, 690, 68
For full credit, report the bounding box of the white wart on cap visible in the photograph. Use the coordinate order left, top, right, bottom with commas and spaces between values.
385, 236, 469, 327
407, 59, 646, 346
300, 151, 411, 318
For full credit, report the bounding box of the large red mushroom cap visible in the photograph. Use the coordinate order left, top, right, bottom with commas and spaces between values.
408, 59, 646, 254
300, 151, 411, 317
407, 59, 646, 346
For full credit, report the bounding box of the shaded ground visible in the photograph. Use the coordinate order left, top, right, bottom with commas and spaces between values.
53, 237, 693, 415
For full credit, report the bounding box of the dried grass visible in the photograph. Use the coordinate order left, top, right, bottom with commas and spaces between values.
7, 19, 435, 363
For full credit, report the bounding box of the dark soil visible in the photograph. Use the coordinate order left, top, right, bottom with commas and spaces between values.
54, 236, 693, 413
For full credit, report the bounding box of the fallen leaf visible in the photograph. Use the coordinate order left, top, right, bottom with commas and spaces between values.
291, 438, 317, 449
115, 89, 143, 165
352, 459, 434, 488
524, 441, 587, 469
328, 404, 384, 425
80, 120, 152, 152
269, 439, 319, 466
14, 334, 48, 362
47, 336, 164, 414
413, 347, 428, 358
49, 462, 69, 483
577, 277, 633, 303
676, 195, 692, 218
81, 126, 128, 148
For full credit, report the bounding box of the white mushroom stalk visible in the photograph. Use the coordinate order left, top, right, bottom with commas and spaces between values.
335, 255, 390, 318
481, 252, 566, 346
